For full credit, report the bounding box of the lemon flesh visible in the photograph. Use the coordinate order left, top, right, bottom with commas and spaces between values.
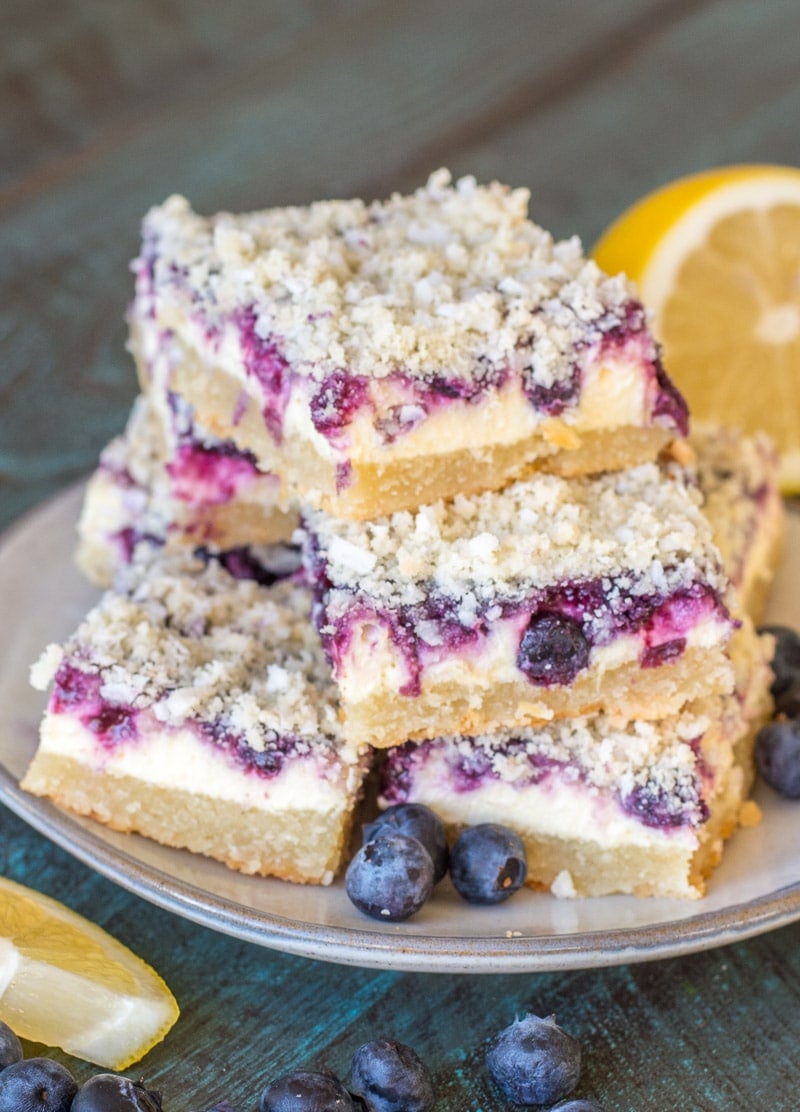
594, 165, 800, 492
0, 876, 179, 1069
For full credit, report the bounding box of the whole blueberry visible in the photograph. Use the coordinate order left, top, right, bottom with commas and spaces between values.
346, 833, 434, 921
755, 720, 800, 798
0, 1057, 77, 1112
517, 612, 590, 686
449, 824, 527, 904
551, 1101, 604, 1111
363, 804, 449, 883
0, 1021, 23, 1071
71, 1074, 163, 1111
758, 625, 800, 713
259, 1068, 356, 1111
348, 1038, 434, 1112
486, 1014, 581, 1106
551, 1103, 605, 1112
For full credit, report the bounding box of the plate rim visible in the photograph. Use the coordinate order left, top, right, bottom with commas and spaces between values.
2, 484, 800, 973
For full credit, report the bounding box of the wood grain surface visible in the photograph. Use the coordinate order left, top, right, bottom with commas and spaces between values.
2, 3, 800, 1108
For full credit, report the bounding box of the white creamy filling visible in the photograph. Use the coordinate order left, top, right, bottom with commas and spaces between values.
398, 750, 700, 850
155, 307, 656, 464
335, 609, 733, 702
39, 713, 361, 813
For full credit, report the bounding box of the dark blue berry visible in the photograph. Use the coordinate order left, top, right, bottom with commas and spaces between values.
259, 1069, 356, 1111
517, 612, 590, 686
758, 625, 800, 715
755, 719, 800, 798
71, 1075, 163, 1112
363, 804, 449, 883
0, 1057, 77, 1112
449, 824, 527, 904
0, 1021, 23, 1071
346, 833, 434, 921
348, 1038, 434, 1112
551, 1101, 604, 1111
486, 1014, 581, 1106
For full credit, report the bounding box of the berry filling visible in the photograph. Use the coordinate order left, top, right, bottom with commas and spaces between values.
381, 736, 710, 832
319, 575, 726, 694
181, 292, 688, 450
50, 662, 318, 779
166, 442, 260, 504
236, 308, 292, 442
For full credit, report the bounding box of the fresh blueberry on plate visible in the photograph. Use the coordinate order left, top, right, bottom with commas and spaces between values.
449, 824, 527, 904
755, 719, 800, 798
346, 833, 434, 921
363, 803, 449, 883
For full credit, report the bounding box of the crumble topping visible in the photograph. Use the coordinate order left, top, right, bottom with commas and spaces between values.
139, 169, 640, 385
32, 553, 345, 753
306, 460, 729, 607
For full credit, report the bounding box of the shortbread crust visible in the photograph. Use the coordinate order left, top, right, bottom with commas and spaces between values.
130, 170, 687, 518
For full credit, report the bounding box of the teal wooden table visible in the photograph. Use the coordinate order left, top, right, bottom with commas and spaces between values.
3, 3, 800, 1108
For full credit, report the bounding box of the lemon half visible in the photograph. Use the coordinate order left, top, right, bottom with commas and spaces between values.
0, 876, 179, 1069
594, 164, 800, 491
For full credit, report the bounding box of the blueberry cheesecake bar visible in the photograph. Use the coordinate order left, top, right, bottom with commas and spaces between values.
129, 170, 687, 520
689, 426, 784, 622
22, 554, 369, 884
304, 459, 736, 747
378, 620, 773, 899
76, 387, 298, 589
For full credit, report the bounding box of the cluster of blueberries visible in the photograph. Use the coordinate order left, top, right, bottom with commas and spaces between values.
0, 1022, 162, 1112
0, 1014, 604, 1111
755, 625, 800, 798
345, 804, 528, 921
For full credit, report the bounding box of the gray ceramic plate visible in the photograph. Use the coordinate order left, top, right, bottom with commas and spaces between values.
2, 485, 800, 973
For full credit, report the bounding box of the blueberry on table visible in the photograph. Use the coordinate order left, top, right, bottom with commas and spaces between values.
550, 1101, 605, 1111
348, 1038, 434, 1112
755, 719, 800, 798
517, 612, 590, 686
758, 624, 800, 715
0, 1020, 23, 1070
259, 1068, 356, 1111
0, 1057, 77, 1112
346, 833, 434, 921
486, 1014, 581, 1107
449, 823, 527, 904
71, 1074, 163, 1112
363, 803, 449, 883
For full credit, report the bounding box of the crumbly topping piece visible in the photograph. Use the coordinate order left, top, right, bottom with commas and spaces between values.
306, 460, 729, 607
33, 553, 344, 752
140, 169, 639, 384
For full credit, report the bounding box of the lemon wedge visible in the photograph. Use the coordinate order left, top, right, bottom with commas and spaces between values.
0, 876, 179, 1069
593, 164, 800, 492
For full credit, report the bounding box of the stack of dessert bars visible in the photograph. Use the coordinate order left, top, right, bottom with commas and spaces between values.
23, 172, 783, 898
